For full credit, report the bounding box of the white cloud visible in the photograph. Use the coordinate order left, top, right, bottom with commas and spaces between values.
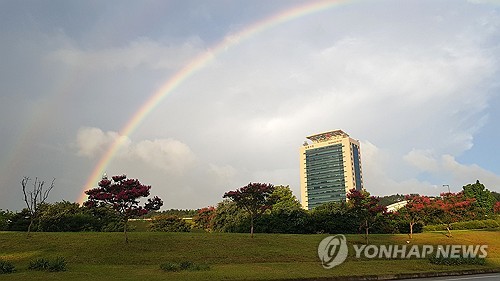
75, 127, 196, 175
49, 37, 205, 71
133, 139, 197, 174
207, 163, 238, 186
404, 149, 439, 172
441, 155, 500, 190
76, 127, 129, 157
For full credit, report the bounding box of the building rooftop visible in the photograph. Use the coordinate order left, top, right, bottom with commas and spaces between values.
306, 129, 349, 143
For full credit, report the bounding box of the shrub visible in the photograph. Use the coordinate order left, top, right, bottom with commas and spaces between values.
48, 257, 67, 272
160, 262, 181, 272
29, 257, 67, 272
28, 258, 50, 271
160, 261, 210, 272
150, 215, 191, 232
0, 260, 15, 274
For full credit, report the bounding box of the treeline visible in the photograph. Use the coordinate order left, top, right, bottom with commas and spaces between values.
192, 181, 500, 237
1, 181, 499, 237
0, 201, 125, 232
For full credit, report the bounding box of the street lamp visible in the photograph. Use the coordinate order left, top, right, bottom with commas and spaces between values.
443, 184, 450, 193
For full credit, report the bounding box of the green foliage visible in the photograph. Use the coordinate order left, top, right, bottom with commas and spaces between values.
192, 206, 216, 231
211, 200, 249, 233
223, 182, 275, 237
491, 191, 500, 202
28, 258, 50, 270
150, 215, 191, 232
37, 201, 96, 232
462, 180, 496, 214
29, 257, 67, 272
160, 261, 181, 272
0, 209, 13, 231
0, 259, 15, 274
154, 209, 198, 218
310, 201, 358, 234
269, 185, 302, 211
5, 203, 123, 232
378, 194, 408, 207
160, 261, 210, 272
256, 208, 311, 234
428, 255, 485, 266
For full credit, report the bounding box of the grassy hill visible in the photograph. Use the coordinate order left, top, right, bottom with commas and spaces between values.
0, 230, 499, 280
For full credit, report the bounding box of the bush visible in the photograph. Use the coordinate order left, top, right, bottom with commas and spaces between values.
29, 257, 67, 272
28, 258, 50, 271
160, 261, 210, 272
0, 260, 15, 274
150, 215, 191, 232
160, 262, 180, 272
48, 257, 67, 272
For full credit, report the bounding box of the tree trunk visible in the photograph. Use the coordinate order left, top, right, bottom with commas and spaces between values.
446, 224, 452, 238
364, 219, 369, 244
124, 218, 129, 243
27, 217, 34, 237
409, 221, 414, 239
250, 216, 254, 239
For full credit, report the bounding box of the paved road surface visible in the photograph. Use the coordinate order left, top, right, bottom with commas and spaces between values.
395, 273, 500, 281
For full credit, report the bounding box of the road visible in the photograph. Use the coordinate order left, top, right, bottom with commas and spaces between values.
395, 273, 500, 281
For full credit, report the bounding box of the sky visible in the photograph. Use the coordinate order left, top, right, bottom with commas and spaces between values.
1, 0, 499, 211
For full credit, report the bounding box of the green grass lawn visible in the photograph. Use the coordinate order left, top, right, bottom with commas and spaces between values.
0, 230, 499, 280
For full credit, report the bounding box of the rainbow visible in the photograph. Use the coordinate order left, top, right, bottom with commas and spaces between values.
78, 0, 353, 203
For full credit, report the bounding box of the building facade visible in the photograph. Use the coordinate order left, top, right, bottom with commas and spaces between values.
299, 130, 363, 210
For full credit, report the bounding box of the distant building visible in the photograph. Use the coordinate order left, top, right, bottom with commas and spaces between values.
386, 200, 408, 213
299, 130, 363, 210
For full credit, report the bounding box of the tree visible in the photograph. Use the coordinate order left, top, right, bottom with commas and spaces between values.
21, 177, 55, 236
494, 202, 500, 214
434, 192, 475, 237
84, 174, 163, 243
223, 182, 275, 238
193, 206, 216, 232
150, 214, 191, 232
210, 200, 249, 233
400, 195, 431, 239
269, 185, 302, 212
347, 188, 386, 244
37, 201, 99, 232
311, 201, 358, 234
462, 180, 495, 215
0, 209, 13, 231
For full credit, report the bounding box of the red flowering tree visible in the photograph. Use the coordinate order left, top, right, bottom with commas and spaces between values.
402, 195, 432, 239
193, 206, 216, 232
434, 192, 475, 237
84, 174, 163, 242
495, 202, 500, 214
223, 182, 275, 238
347, 188, 387, 244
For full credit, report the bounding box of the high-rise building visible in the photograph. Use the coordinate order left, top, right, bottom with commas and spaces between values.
299, 129, 363, 210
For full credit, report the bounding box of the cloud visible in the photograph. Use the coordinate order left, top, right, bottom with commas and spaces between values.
76, 127, 129, 157
75, 127, 196, 174
404, 149, 439, 172
207, 163, 238, 186
133, 139, 197, 174
401, 149, 500, 192
49, 37, 205, 71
